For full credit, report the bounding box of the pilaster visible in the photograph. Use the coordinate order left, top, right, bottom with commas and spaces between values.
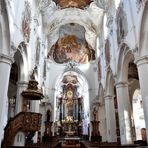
0, 53, 14, 145
104, 95, 117, 142
115, 81, 132, 144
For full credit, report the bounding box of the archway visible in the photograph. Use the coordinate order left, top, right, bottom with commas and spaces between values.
132, 89, 145, 141
8, 42, 29, 116
128, 62, 146, 144
116, 43, 134, 144
7, 62, 18, 119
54, 70, 90, 137
5, 42, 29, 147
13, 131, 25, 146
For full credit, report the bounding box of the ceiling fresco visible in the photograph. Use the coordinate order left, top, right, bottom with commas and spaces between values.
53, 0, 92, 9
48, 23, 95, 64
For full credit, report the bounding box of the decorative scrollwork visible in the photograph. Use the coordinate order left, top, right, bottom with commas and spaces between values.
22, 1, 31, 43
116, 3, 128, 45
105, 39, 110, 66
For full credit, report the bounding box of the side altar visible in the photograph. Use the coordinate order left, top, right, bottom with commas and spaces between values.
91, 107, 102, 142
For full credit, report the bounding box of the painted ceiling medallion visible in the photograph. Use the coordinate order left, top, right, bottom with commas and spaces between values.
53, 0, 92, 9
49, 35, 95, 64
48, 23, 95, 64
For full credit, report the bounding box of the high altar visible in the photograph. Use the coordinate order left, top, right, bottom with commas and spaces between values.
56, 82, 83, 137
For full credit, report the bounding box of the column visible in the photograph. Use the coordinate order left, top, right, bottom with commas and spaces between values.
0, 54, 13, 145
15, 81, 28, 114
116, 82, 132, 144
104, 95, 117, 142
30, 100, 40, 113
135, 56, 148, 142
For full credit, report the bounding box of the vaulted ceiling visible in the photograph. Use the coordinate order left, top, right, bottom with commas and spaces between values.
39, 0, 110, 64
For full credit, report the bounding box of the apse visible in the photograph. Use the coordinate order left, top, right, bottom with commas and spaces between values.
48, 23, 95, 64
54, 71, 90, 135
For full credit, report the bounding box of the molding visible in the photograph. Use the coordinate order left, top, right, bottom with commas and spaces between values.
135, 55, 148, 67
0, 53, 14, 65
115, 81, 128, 88
106, 16, 113, 28
17, 81, 28, 86
104, 95, 112, 100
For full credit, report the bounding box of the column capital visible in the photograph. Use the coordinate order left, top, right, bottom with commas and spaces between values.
115, 81, 128, 88
104, 95, 112, 100
0, 53, 14, 65
135, 55, 148, 67
17, 81, 28, 87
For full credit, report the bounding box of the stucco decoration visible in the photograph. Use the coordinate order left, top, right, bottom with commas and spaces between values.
62, 75, 78, 84
116, 3, 128, 45
48, 23, 95, 64
98, 59, 102, 81
22, 1, 31, 43
0, 0, 5, 14
96, 0, 110, 10
1, 0, 10, 15
43, 60, 46, 78
105, 39, 110, 66
53, 0, 92, 9
35, 37, 41, 65
136, 0, 144, 13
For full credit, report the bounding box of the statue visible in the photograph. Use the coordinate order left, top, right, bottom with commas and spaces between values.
93, 107, 97, 121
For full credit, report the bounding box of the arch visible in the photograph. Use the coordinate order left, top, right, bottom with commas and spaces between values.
13, 131, 25, 146
98, 83, 104, 105
132, 89, 146, 141
54, 70, 90, 101
139, 2, 148, 57
116, 43, 134, 82
14, 42, 29, 82
0, 0, 10, 54
47, 10, 98, 34
54, 67, 90, 90
53, 69, 90, 135
105, 68, 114, 96
45, 7, 103, 49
